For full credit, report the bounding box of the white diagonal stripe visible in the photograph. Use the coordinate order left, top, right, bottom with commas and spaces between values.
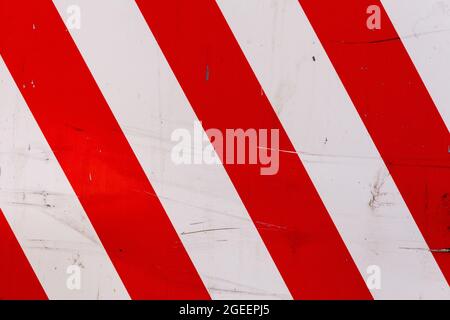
381, 0, 450, 131
0, 56, 130, 300
53, 0, 292, 300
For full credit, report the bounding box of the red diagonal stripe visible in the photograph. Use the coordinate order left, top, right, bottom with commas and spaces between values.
297, 0, 450, 283
0, 1, 208, 299
0, 209, 47, 300
135, 0, 372, 299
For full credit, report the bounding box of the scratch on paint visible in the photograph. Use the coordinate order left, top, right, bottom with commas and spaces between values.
181, 227, 238, 236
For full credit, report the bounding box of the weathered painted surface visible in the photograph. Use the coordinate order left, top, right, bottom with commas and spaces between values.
0, 0, 448, 300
